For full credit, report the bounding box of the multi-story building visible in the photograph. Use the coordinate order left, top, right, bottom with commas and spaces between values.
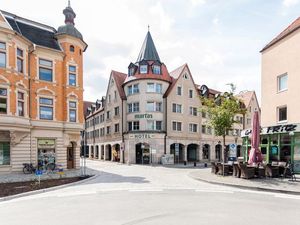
84, 31, 257, 164
0, 3, 87, 173
242, 16, 300, 171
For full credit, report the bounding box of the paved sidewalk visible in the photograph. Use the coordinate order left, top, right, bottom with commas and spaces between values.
189, 168, 300, 194
0, 167, 97, 183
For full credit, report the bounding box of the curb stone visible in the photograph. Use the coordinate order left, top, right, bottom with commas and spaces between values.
188, 172, 300, 196
0, 174, 99, 202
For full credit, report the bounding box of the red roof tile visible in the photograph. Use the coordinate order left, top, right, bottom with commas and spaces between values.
261, 16, 300, 52
111, 70, 127, 100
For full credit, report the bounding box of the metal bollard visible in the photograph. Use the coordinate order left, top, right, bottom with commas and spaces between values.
194, 162, 196, 167
184, 161, 187, 166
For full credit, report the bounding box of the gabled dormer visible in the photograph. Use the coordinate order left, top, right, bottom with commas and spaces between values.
128, 63, 138, 76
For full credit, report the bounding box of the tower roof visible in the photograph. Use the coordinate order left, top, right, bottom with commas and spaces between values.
136, 31, 161, 63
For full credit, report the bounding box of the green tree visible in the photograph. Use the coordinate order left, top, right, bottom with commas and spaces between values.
201, 84, 245, 166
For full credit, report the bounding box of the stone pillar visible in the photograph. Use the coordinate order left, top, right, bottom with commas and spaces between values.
104, 145, 107, 161
184, 145, 187, 162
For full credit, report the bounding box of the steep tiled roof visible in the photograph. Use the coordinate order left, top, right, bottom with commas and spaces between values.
261, 16, 300, 52
112, 70, 127, 100
163, 64, 187, 97
83, 101, 93, 118
3, 11, 61, 51
236, 91, 254, 107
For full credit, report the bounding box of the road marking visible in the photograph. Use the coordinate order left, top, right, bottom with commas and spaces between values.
195, 189, 234, 194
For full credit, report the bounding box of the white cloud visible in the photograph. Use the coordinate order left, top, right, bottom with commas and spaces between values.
190, 0, 206, 6
283, 0, 299, 7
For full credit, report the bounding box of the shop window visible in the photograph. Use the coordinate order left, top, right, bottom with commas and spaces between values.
39, 59, 53, 82
152, 65, 161, 75
271, 135, 278, 145
70, 45, 75, 52
37, 139, 55, 169
39, 97, 53, 120
278, 73, 287, 92
280, 145, 291, 161
281, 135, 291, 145
0, 42, 6, 68
278, 106, 287, 122
69, 101, 77, 122
261, 136, 268, 145
261, 147, 267, 155
17, 48, 24, 73
17, 92, 25, 117
0, 142, 10, 165
0, 88, 7, 114
69, 65, 77, 86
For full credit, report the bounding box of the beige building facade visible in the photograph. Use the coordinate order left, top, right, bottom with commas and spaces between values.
85, 31, 256, 164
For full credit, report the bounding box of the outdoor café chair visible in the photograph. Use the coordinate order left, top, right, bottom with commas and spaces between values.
239, 164, 255, 179
265, 164, 279, 178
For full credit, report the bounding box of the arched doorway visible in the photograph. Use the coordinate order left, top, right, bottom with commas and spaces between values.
187, 144, 199, 162
170, 143, 184, 163
105, 145, 112, 161
202, 144, 210, 161
112, 144, 120, 162
67, 142, 76, 169
136, 143, 150, 164
215, 144, 222, 162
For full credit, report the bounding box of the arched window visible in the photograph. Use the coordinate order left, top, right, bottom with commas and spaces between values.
202, 144, 210, 160
70, 45, 75, 52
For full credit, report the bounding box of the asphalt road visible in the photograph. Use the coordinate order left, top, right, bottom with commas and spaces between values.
1, 160, 300, 225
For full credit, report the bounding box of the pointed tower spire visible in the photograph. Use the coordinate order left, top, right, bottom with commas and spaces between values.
136, 31, 161, 63
63, 0, 76, 25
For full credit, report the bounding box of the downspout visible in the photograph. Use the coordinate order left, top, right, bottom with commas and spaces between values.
28, 44, 36, 164
164, 97, 167, 154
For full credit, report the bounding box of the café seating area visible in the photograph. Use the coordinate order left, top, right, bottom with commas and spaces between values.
211, 161, 296, 181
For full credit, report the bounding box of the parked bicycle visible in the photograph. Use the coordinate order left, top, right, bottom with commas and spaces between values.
22, 163, 36, 174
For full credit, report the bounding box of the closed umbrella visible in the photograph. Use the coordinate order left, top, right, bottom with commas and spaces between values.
248, 111, 263, 164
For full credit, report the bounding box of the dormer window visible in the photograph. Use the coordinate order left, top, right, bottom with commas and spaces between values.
129, 67, 135, 76
70, 45, 75, 52
153, 65, 161, 75
140, 65, 148, 74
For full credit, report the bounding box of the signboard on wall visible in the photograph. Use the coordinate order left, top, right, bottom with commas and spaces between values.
38, 139, 55, 148
228, 143, 237, 161
134, 114, 153, 119
241, 124, 300, 137
129, 134, 155, 139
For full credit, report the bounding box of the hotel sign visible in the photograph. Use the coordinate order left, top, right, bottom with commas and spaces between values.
241, 124, 300, 137
129, 133, 155, 139
134, 114, 153, 119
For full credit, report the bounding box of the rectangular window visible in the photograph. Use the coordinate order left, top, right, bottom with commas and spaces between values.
114, 106, 119, 116
146, 102, 162, 112
189, 124, 197, 133
147, 120, 162, 131
189, 90, 193, 98
278, 73, 288, 92
153, 65, 161, 74
0, 142, 10, 165
39, 97, 53, 120
172, 103, 182, 113
202, 111, 206, 118
0, 88, 7, 114
278, 106, 287, 122
128, 86, 133, 95
114, 91, 117, 100
69, 65, 76, 86
147, 83, 155, 92
147, 83, 162, 93
172, 121, 182, 131
106, 126, 111, 135
128, 102, 139, 113
17, 92, 25, 117
128, 121, 140, 131
140, 65, 148, 74
69, 101, 76, 122
106, 111, 110, 120
17, 48, 24, 73
39, 59, 53, 82
133, 84, 139, 93
189, 107, 197, 116
177, 86, 182, 96
247, 118, 251, 125
0, 42, 6, 68
114, 123, 119, 133
156, 84, 162, 93
202, 125, 206, 134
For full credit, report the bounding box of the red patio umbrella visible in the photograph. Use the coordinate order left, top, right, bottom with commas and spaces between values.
248, 111, 263, 164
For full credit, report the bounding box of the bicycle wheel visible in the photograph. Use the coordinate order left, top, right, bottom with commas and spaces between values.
46, 163, 56, 171
23, 166, 30, 174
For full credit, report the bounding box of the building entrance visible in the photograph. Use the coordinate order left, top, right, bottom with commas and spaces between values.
136, 143, 150, 164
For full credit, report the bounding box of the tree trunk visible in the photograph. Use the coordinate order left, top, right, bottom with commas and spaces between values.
223, 135, 226, 176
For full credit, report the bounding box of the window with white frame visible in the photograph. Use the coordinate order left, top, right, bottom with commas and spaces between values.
114, 106, 119, 116
128, 84, 139, 95
0, 88, 7, 114
172, 103, 182, 113
278, 106, 287, 122
39, 59, 53, 82
39, 97, 53, 120
128, 102, 139, 113
106, 126, 111, 135
278, 73, 288, 92
69, 101, 77, 122
0, 42, 6, 68
69, 65, 77, 86
189, 123, 197, 133
17, 48, 24, 73
152, 65, 161, 74
17, 92, 25, 117
177, 86, 182, 96
201, 125, 206, 134
106, 111, 111, 120
147, 120, 162, 131
189, 107, 197, 116
172, 121, 182, 131
140, 65, 148, 74
147, 83, 162, 93
128, 121, 140, 131
114, 123, 120, 133
146, 102, 162, 112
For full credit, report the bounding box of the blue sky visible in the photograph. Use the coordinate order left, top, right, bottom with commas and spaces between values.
3, 0, 300, 102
